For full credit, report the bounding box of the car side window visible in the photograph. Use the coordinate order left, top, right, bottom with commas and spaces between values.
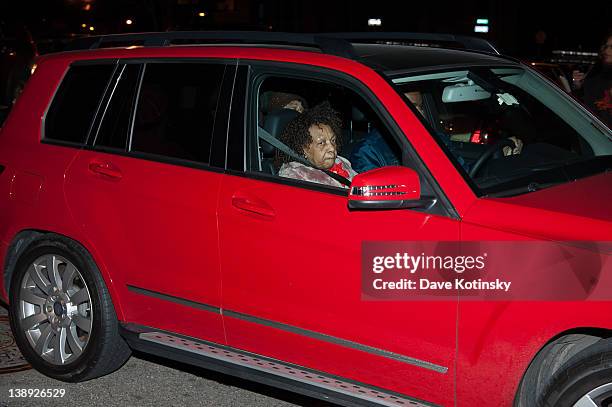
94, 64, 141, 150
44, 64, 115, 145
254, 76, 402, 186
130, 63, 225, 165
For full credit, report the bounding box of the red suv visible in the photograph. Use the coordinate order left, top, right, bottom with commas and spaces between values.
1, 32, 611, 407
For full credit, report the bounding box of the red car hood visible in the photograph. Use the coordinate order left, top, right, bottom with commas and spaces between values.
495, 172, 612, 222
465, 172, 612, 241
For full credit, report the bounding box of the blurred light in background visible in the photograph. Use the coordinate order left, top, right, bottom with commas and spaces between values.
474, 17, 489, 33
126, 19, 133, 25
367, 18, 382, 27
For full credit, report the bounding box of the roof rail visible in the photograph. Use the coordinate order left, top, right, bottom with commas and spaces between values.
319, 32, 500, 55
63, 31, 358, 59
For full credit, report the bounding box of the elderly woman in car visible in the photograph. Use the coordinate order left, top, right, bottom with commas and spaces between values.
276, 102, 357, 188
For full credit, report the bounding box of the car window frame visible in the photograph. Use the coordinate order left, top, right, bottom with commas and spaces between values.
226, 59, 459, 219
41, 59, 119, 149
90, 61, 143, 153
82, 57, 237, 173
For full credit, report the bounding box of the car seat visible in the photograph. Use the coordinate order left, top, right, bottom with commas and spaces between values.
259, 108, 299, 174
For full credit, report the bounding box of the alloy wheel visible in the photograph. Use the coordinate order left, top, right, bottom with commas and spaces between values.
16, 254, 93, 365
573, 382, 612, 407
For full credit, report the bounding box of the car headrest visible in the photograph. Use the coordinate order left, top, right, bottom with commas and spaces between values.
263, 108, 299, 138
351, 106, 367, 122
260, 108, 300, 156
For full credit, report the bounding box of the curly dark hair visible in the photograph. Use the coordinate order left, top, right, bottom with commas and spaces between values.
275, 101, 343, 168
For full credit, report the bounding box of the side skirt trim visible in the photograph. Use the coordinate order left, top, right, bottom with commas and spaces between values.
120, 323, 439, 407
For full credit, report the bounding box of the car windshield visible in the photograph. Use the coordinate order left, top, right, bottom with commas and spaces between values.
390, 66, 612, 196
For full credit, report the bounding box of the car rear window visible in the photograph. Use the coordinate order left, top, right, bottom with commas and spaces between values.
44, 64, 115, 145
130, 63, 226, 164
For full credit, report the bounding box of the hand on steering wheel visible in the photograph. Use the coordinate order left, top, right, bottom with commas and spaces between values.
469, 138, 517, 178
502, 136, 523, 156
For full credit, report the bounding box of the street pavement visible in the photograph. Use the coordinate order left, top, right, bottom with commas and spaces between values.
1, 351, 334, 407
0, 304, 333, 407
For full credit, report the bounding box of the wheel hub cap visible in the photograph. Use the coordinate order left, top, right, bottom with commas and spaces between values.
53, 302, 65, 317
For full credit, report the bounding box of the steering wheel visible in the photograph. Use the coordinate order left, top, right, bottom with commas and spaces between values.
468, 138, 516, 178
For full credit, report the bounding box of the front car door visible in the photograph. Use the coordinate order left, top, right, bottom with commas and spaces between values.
217, 61, 462, 406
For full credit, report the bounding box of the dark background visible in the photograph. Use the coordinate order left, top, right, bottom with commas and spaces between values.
0, 0, 610, 57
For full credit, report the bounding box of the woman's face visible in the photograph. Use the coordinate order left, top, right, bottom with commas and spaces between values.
303, 123, 337, 169
603, 36, 612, 65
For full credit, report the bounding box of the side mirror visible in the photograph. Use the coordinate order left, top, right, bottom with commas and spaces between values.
348, 166, 435, 210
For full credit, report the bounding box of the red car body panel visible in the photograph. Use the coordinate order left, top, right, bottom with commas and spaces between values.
0, 44, 610, 407
63, 149, 226, 344
458, 175, 612, 405
0, 56, 133, 319
463, 173, 612, 242
218, 173, 460, 406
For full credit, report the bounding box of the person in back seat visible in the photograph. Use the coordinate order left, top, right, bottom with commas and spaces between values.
276, 102, 357, 188
348, 128, 400, 173
269, 92, 307, 113
348, 104, 401, 173
262, 91, 307, 116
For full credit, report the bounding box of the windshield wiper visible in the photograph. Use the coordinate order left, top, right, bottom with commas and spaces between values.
527, 156, 588, 172
486, 181, 565, 198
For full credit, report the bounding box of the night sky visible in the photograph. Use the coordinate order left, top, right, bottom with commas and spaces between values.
0, 0, 610, 57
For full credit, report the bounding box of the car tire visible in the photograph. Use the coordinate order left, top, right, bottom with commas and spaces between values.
8, 234, 131, 382
515, 334, 601, 407
540, 337, 612, 407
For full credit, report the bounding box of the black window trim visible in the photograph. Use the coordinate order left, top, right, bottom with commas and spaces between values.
126, 62, 146, 152
211, 62, 238, 168
41, 59, 119, 148
384, 62, 518, 78
225, 64, 245, 171
87, 63, 144, 151
227, 59, 459, 219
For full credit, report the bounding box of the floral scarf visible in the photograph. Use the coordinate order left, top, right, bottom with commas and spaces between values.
278, 156, 357, 188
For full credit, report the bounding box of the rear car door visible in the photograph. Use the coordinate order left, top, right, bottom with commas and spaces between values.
64, 59, 235, 343
217, 63, 460, 406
